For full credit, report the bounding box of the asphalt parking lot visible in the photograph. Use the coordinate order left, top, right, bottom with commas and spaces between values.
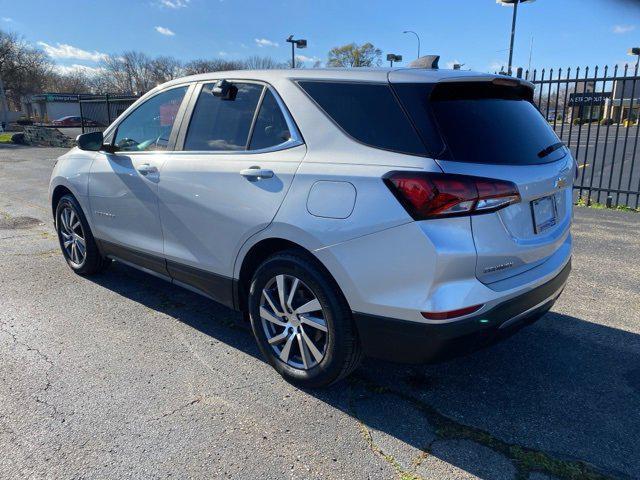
1, 145, 639, 480
552, 124, 640, 208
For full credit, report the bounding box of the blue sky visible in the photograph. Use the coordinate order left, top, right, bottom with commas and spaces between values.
1, 0, 639, 74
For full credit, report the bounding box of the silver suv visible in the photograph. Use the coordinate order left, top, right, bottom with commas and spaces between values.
49, 65, 574, 387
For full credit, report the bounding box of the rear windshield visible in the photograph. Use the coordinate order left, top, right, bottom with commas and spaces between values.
393, 82, 565, 165
298, 81, 427, 156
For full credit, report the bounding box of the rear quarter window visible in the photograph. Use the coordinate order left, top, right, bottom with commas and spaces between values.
298, 81, 426, 156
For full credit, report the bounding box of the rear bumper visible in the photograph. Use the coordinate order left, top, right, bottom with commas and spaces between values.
353, 259, 571, 363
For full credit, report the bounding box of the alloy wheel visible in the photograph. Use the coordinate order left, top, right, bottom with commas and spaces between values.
259, 274, 329, 370
59, 206, 86, 267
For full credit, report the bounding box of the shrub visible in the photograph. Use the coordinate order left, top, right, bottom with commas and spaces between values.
572, 118, 582, 125
600, 118, 614, 126
11, 132, 26, 144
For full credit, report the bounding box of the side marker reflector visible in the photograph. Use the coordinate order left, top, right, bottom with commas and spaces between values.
421, 304, 484, 320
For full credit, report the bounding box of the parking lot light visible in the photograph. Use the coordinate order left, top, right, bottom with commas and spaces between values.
629, 47, 640, 68
387, 54, 403, 67
497, 0, 535, 76
403, 30, 421, 59
286, 35, 307, 69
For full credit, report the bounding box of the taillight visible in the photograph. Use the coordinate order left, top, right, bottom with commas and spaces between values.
383, 171, 520, 220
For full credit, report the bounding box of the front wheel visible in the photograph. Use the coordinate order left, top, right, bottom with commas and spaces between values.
248, 250, 362, 388
55, 194, 110, 275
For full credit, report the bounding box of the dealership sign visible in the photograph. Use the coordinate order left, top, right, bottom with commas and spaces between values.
568, 92, 611, 106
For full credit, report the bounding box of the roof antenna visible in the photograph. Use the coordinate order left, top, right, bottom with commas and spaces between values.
408, 55, 440, 69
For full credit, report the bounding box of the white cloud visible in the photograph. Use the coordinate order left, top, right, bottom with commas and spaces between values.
255, 38, 279, 48
37, 41, 107, 62
295, 54, 321, 63
1, 17, 13, 23
55, 64, 104, 76
158, 0, 190, 8
155, 26, 175, 36
613, 24, 635, 34
218, 51, 228, 57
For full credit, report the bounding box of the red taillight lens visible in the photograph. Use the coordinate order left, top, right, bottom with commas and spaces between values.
384, 172, 520, 219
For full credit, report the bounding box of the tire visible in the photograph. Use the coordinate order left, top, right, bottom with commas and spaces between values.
55, 194, 110, 275
248, 250, 363, 388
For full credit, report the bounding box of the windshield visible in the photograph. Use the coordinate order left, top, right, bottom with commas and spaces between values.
393, 82, 566, 165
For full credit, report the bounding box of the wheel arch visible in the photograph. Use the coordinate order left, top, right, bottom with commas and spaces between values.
235, 237, 349, 313
51, 184, 75, 219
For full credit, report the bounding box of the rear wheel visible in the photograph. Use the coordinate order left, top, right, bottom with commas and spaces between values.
248, 250, 362, 388
55, 194, 110, 275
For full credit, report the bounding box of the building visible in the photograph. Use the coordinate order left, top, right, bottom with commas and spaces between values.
567, 81, 611, 122
603, 79, 640, 123
22, 93, 81, 122
21, 93, 139, 125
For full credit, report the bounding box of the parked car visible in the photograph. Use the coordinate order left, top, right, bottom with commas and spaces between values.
49, 66, 574, 387
51, 116, 102, 127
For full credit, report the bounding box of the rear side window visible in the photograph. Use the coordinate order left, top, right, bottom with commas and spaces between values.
249, 90, 292, 150
184, 83, 263, 151
298, 81, 426, 156
394, 82, 564, 165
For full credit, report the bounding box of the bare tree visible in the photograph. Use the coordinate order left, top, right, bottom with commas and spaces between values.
96, 51, 155, 94
0, 30, 53, 108
184, 59, 245, 75
149, 56, 183, 85
243, 56, 286, 70
327, 42, 382, 68
44, 69, 95, 93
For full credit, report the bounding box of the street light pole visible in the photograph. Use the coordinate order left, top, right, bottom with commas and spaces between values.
286, 35, 307, 69
507, 0, 519, 76
629, 47, 640, 69
403, 31, 420, 59
387, 54, 402, 68
498, 0, 534, 76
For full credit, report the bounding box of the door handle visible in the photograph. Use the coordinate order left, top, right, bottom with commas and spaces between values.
240, 166, 274, 180
137, 163, 158, 176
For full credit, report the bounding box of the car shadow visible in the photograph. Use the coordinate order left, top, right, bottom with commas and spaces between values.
88, 261, 639, 480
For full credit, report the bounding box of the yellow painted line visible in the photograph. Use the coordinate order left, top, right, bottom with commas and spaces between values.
578, 163, 590, 169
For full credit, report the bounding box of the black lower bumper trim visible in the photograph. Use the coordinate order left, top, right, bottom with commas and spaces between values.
353, 260, 571, 364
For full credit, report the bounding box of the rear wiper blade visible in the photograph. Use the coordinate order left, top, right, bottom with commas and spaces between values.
537, 142, 565, 158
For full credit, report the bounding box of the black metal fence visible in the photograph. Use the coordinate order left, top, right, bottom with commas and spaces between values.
78, 94, 139, 134
517, 64, 640, 209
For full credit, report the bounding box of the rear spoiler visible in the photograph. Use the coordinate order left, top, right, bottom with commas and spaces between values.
436, 75, 534, 94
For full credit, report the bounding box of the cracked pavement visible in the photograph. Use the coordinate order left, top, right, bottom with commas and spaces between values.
1, 145, 639, 479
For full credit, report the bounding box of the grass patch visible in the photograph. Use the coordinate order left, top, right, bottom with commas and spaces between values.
576, 198, 639, 213
0, 133, 13, 143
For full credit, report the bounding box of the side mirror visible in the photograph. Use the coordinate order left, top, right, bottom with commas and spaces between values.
211, 79, 238, 101
76, 131, 104, 151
